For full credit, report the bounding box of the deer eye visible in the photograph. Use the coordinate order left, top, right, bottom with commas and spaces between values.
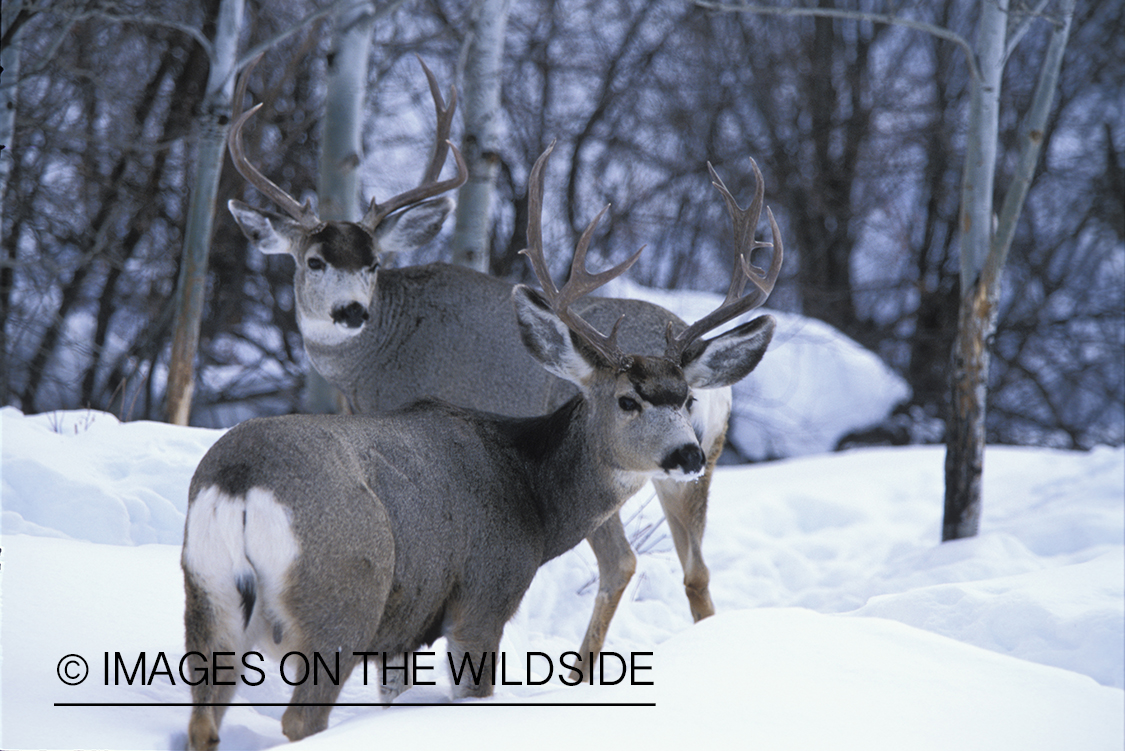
686, 394, 696, 411
618, 396, 641, 413
307, 257, 326, 271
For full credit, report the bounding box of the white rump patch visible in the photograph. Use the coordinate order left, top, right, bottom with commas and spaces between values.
183, 486, 300, 655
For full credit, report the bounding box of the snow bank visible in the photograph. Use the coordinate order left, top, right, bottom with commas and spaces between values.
0, 409, 1121, 750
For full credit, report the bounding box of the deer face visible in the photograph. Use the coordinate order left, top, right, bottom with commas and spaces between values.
225, 56, 465, 348
513, 143, 781, 485
600, 356, 705, 480
512, 285, 775, 483
229, 198, 453, 345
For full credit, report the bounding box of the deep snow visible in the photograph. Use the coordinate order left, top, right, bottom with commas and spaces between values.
1, 407, 1122, 750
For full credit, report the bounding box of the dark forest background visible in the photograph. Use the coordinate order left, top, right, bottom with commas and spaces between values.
2, 0, 1121, 452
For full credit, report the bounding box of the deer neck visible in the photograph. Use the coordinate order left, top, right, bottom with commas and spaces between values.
510, 396, 649, 563
298, 271, 428, 412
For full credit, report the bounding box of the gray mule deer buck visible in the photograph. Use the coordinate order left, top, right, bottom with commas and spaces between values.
182, 143, 780, 749
226, 61, 783, 672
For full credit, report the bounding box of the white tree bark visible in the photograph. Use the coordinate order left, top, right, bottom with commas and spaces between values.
301, 1, 382, 414
451, 0, 512, 272
319, 2, 379, 223
943, 0, 1075, 540
166, 0, 246, 425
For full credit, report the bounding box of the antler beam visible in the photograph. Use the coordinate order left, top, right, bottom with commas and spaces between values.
227, 55, 320, 229
520, 142, 643, 371
227, 55, 467, 232
665, 157, 783, 361
360, 58, 469, 230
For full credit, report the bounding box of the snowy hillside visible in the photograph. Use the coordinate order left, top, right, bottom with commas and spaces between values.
1, 407, 1121, 750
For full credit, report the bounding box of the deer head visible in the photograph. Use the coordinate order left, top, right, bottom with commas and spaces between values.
511, 143, 782, 481
226, 56, 467, 345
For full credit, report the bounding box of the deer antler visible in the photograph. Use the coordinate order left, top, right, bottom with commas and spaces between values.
520, 142, 643, 371
227, 55, 467, 232
665, 157, 783, 362
360, 57, 469, 230
227, 55, 321, 229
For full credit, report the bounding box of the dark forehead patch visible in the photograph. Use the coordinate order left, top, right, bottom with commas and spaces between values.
626, 356, 689, 407
310, 223, 376, 270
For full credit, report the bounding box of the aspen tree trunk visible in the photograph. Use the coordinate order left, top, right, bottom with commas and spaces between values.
696, 0, 1078, 542
166, 0, 246, 425
306, 0, 379, 414
450, 0, 512, 272
943, 0, 1075, 540
941, 0, 1007, 540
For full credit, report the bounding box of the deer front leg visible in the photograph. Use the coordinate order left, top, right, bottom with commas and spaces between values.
655, 472, 715, 621
570, 513, 636, 680
655, 410, 728, 622
446, 627, 503, 699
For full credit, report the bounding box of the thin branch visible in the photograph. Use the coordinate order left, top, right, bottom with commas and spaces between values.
1004, 0, 1052, 63
693, 0, 980, 82
986, 0, 1075, 288
236, 0, 404, 70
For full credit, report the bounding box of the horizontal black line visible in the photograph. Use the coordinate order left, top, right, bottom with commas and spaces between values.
54, 702, 656, 708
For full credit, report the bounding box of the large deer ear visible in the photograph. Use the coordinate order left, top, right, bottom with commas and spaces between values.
681, 315, 775, 389
228, 199, 305, 257
512, 285, 596, 386
372, 196, 454, 257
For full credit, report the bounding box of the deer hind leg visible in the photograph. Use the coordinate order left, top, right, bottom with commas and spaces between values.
183, 487, 281, 751
570, 513, 637, 680
183, 566, 256, 751
279, 649, 362, 742
278, 494, 394, 741
277, 566, 389, 741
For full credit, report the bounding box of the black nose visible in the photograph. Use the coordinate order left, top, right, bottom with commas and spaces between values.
661, 443, 705, 475
332, 301, 369, 328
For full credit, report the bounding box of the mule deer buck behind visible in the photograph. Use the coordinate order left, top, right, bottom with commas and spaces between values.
226, 59, 783, 673
183, 143, 780, 749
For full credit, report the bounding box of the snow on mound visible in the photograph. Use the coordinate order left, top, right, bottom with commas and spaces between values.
0, 407, 223, 545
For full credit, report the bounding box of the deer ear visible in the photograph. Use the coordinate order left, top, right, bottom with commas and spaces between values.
373, 197, 454, 257
228, 199, 304, 257
681, 315, 775, 389
512, 285, 596, 385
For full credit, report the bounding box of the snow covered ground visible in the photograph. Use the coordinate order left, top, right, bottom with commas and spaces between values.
1, 407, 1122, 750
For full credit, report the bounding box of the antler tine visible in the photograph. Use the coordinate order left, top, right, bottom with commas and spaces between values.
416, 54, 457, 186
362, 58, 469, 229
519, 143, 642, 370
520, 141, 561, 299
227, 55, 320, 228
665, 158, 783, 361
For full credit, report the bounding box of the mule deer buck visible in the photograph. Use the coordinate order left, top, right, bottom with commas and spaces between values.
226, 60, 782, 673
183, 143, 780, 749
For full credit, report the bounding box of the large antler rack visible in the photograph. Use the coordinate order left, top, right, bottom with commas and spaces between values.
226, 55, 467, 232
664, 157, 783, 362
520, 142, 644, 372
